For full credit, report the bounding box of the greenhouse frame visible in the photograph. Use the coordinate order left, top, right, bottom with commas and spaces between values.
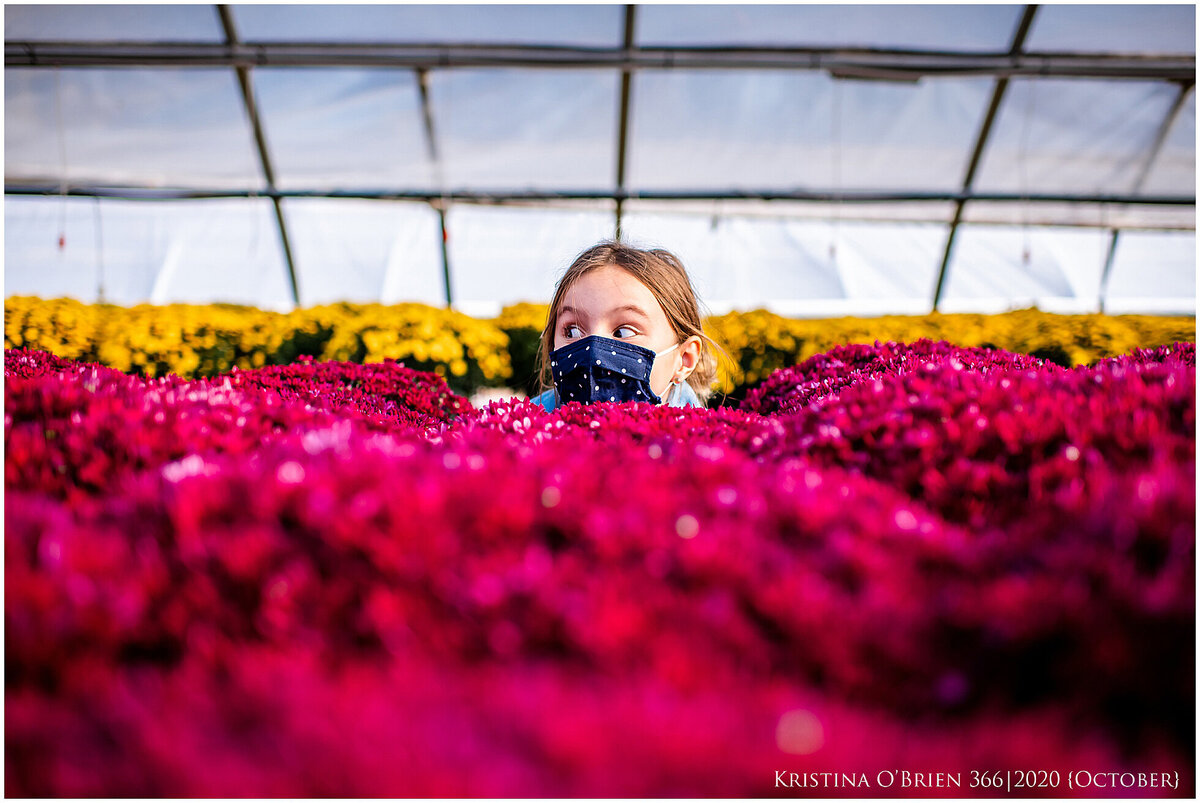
5, 7, 1197, 798
5, 3, 1196, 317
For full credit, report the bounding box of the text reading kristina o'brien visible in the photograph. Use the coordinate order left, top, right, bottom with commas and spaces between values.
775, 770, 1182, 793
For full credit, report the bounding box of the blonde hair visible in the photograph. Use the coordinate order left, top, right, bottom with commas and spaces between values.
536, 241, 725, 402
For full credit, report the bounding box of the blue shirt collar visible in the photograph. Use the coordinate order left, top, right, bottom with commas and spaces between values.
534, 380, 704, 413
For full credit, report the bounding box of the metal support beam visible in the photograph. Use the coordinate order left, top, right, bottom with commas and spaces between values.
1098, 80, 1194, 313
932, 5, 1038, 312
614, 4, 636, 241
7, 184, 1192, 208
415, 69, 440, 163
1096, 229, 1121, 315
437, 205, 453, 309
6, 40, 1194, 81
269, 202, 301, 307
217, 5, 301, 307
1129, 83, 1194, 196
415, 67, 453, 308
93, 196, 106, 303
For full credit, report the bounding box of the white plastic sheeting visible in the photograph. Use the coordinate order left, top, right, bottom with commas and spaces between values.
1106, 231, 1198, 315
5, 196, 115, 302
5, 196, 293, 311
430, 70, 619, 191
628, 71, 995, 192
941, 226, 1112, 314
232, 5, 623, 46
972, 79, 1186, 196
3, 4, 1195, 317
1143, 91, 1197, 197
635, 5, 1021, 50
943, 226, 1196, 316
5, 69, 262, 188
445, 204, 617, 318
280, 199, 445, 307
621, 210, 945, 316
7, 194, 1194, 318
1022, 4, 1196, 54
960, 201, 1195, 230
254, 70, 433, 191
4, 4, 225, 42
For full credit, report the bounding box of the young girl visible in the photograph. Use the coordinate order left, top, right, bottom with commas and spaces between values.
531, 241, 720, 412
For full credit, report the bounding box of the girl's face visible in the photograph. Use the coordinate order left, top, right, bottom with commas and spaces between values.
554, 264, 692, 399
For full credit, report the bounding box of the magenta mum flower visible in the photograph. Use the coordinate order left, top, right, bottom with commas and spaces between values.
4, 343, 1194, 796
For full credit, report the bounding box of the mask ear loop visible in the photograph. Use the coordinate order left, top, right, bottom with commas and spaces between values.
660, 340, 685, 405
659, 375, 685, 406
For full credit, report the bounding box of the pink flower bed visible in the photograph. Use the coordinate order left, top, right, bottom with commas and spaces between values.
5, 342, 1194, 797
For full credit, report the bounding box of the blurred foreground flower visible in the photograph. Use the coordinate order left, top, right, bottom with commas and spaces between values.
5, 342, 1194, 796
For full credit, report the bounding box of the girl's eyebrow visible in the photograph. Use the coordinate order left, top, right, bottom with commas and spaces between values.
610, 304, 651, 321
558, 304, 650, 321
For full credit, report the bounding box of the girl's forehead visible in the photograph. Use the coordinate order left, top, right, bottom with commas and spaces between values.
559, 265, 660, 314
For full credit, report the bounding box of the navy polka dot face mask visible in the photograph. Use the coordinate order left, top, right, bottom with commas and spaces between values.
550, 334, 679, 406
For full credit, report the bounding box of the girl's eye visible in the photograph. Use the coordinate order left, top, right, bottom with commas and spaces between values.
613, 326, 637, 338
562, 324, 583, 339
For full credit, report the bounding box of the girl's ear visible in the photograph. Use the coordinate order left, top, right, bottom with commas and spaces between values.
676, 335, 703, 380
